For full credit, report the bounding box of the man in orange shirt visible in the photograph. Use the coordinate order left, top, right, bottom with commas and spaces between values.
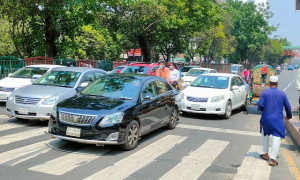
156, 61, 170, 81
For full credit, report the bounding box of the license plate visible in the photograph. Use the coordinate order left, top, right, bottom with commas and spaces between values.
191, 104, 200, 110
66, 127, 81, 137
18, 108, 28, 115
0, 94, 6, 99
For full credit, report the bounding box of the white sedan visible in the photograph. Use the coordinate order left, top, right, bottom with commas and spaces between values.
181, 68, 217, 88
179, 73, 248, 119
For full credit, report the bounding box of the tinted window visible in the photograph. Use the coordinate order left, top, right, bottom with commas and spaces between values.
191, 75, 229, 89
12, 67, 49, 78
81, 76, 141, 99
121, 66, 150, 74
34, 71, 81, 88
181, 66, 194, 72
142, 82, 157, 99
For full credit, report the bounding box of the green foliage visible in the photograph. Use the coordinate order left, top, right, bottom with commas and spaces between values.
0, 19, 17, 56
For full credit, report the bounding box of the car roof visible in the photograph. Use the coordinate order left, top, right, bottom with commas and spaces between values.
189, 67, 215, 71
50, 67, 107, 73
26, 64, 65, 68
129, 62, 159, 66
201, 73, 237, 77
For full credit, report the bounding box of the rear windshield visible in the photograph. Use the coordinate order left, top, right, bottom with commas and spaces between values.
121, 66, 150, 74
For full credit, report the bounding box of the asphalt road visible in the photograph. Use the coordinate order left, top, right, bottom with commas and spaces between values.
0, 70, 299, 180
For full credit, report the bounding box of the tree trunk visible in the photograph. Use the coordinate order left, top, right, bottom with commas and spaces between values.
137, 34, 151, 62
45, 12, 57, 58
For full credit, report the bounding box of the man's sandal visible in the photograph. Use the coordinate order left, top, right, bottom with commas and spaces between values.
269, 161, 279, 167
260, 154, 269, 161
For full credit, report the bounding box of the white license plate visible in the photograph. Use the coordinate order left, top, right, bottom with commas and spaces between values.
66, 127, 81, 137
18, 108, 28, 115
0, 94, 6, 99
191, 104, 200, 110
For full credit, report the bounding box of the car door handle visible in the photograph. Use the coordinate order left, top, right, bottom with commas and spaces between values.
157, 101, 161, 104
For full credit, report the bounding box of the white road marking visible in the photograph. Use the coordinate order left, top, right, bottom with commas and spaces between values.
0, 127, 47, 145
29, 147, 110, 175
0, 139, 66, 166
283, 79, 294, 92
159, 139, 229, 180
0, 115, 9, 118
0, 123, 28, 132
85, 135, 187, 180
233, 145, 272, 180
177, 124, 260, 137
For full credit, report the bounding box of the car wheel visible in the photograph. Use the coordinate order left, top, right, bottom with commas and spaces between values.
222, 101, 232, 119
166, 107, 178, 129
120, 120, 139, 151
181, 111, 188, 116
240, 96, 248, 111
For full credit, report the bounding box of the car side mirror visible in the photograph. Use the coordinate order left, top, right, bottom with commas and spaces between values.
143, 94, 154, 101
232, 85, 239, 90
80, 82, 89, 88
31, 74, 42, 83
8, 73, 12, 77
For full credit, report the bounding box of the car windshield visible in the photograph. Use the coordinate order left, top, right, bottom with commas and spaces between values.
181, 66, 195, 72
186, 69, 208, 77
34, 71, 81, 88
11, 67, 49, 78
111, 66, 125, 73
190, 75, 229, 89
121, 66, 150, 74
230, 66, 239, 71
80, 76, 141, 99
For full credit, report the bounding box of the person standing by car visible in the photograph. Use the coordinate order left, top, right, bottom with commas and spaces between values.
156, 61, 170, 81
169, 62, 180, 89
258, 76, 292, 167
243, 68, 249, 82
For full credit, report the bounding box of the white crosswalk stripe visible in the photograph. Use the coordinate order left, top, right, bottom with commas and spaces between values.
0, 127, 47, 145
159, 139, 229, 180
84, 135, 187, 180
29, 146, 110, 175
0, 139, 66, 166
0, 123, 29, 132
234, 145, 272, 180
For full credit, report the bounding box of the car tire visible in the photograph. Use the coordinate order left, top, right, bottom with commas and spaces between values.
166, 107, 178, 129
240, 96, 248, 111
120, 120, 139, 151
181, 111, 188, 116
222, 101, 232, 119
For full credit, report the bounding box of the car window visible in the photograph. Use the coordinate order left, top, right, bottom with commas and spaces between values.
151, 66, 159, 73
236, 77, 244, 86
34, 71, 81, 88
186, 69, 207, 76
156, 80, 172, 94
210, 70, 217, 73
231, 77, 239, 87
94, 72, 106, 79
11, 67, 49, 78
121, 66, 150, 74
79, 72, 96, 84
142, 82, 157, 99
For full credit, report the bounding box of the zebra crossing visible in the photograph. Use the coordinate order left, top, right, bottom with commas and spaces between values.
0, 122, 298, 180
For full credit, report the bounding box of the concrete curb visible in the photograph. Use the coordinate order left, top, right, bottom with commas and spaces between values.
286, 116, 300, 147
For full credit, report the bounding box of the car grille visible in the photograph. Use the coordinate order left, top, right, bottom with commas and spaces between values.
187, 96, 208, 102
59, 111, 98, 125
15, 95, 42, 105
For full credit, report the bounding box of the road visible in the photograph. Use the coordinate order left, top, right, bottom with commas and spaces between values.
0, 69, 300, 180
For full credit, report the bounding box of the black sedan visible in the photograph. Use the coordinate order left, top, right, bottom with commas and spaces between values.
48, 74, 179, 150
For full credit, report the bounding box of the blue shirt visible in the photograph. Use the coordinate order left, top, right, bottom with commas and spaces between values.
258, 87, 292, 138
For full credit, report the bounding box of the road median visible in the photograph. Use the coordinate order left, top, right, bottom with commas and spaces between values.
285, 116, 300, 147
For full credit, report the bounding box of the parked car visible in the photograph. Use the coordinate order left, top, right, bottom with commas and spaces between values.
287, 65, 293, 71
0, 65, 65, 102
294, 64, 299, 69
179, 73, 248, 119
181, 68, 217, 88
6, 67, 107, 121
180, 66, 199, 77
110, 66, 126, 74
47, 74, 179, 150
230, 64, 244, 77
121, 62, 159, 76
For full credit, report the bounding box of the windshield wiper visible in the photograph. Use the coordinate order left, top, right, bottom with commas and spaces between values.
119, 97, 133, 100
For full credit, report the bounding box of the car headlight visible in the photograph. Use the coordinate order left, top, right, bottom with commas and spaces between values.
2, 87, 15, 92
8, 93, 14, 101
99, 112, 124, 126
211, 95, 225, 102
42, 96, 59, 105
52, 105, 57, 118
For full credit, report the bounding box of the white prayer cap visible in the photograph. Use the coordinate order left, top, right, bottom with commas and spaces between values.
269, 76, 278, 83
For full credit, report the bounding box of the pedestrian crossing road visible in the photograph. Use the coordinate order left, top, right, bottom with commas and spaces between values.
0, 111, 299, 180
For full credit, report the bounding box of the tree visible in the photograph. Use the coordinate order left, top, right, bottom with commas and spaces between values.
0, 18, 17, 56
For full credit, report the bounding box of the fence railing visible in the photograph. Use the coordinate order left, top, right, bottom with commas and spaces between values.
25, 56, 54, 66
0, 56, 25, 79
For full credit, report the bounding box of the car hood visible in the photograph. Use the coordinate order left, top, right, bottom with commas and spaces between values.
182, 86, 228, 98
182, 76, 197, 82
58, 95, 135, 115
14, 85, 74, 98
0, 77, 32, 88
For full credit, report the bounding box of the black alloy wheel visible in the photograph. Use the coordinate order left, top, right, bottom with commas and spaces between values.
120, 120, 139, 151
166, 107, 178, 129
222, 101, 232, 119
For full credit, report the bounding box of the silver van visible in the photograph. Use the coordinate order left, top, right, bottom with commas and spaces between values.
230, 64, 244, 77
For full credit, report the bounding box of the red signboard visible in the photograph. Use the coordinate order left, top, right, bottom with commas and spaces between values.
128, 49, 141, 56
